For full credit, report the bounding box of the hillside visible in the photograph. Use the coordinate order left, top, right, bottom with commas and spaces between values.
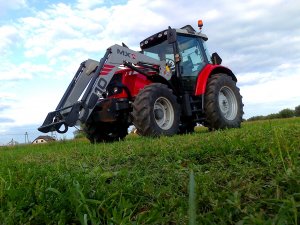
0, 118, 299, 224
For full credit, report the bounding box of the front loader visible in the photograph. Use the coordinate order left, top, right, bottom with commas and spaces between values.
38, 21, 244, 143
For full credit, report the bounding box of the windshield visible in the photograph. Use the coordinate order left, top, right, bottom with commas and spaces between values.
142, 40, 174, 62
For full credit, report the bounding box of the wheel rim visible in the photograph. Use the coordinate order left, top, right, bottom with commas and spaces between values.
218, 86, 238, 120
153, 97, 174, 130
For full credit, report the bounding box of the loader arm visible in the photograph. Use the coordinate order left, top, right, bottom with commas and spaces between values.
38, 44, 171, 134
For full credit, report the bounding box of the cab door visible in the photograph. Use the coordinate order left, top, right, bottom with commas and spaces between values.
177, 35, 208, 93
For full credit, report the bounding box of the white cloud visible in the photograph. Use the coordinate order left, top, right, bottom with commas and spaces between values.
0, 26, 19, 54
0, 91, 16, 100
240, 64, 300, 118
238, 72, 274, 86
203, 10, 220, 21
0, 62, 54, 81
17, 3, 109, 60
0, 0, 27, 14
241, 73, 300, 104
9, 89, 62, 125
0, 79, 69, 130
76, 0, 105, 9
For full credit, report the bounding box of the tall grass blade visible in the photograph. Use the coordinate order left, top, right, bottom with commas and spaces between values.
188, 170, 196, 225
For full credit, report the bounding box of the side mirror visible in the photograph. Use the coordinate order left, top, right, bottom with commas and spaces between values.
211, 52, 222, 65
167, 27, 177, 44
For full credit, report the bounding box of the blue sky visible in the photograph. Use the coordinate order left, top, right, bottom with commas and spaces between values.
1, 0, 300, 145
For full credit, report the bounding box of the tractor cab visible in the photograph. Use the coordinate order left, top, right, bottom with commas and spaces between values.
140, 21, 216, 94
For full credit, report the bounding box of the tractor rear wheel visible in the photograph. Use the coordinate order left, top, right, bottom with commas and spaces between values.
84, 122, 128, 143
132, 83, 180, 137
204, 73, 243, 130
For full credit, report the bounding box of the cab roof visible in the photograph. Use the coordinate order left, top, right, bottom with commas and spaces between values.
140, 25, 208, 50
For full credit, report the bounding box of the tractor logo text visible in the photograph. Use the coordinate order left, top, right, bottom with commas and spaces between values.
117, 49, 136, 59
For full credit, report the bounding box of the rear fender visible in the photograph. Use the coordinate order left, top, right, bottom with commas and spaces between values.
194, 64, 237, 96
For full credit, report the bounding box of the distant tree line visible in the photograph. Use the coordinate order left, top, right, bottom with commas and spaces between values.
247, 105, 300, 121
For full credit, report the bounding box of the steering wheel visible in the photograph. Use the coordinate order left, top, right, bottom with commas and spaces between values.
166, 58, 175, 70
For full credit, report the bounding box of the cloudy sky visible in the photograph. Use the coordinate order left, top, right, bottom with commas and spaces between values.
0, 0, 300, 145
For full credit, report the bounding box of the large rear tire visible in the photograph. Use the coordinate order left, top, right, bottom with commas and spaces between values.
132, 83, 180, 137
204, 73, 243, 130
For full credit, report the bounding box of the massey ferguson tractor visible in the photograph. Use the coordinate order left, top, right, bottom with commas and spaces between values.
38, 21, 244, 143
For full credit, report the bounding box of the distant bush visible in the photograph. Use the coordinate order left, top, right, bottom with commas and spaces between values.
265, 113, 280, 120
247, 106, 298, 121
278, 108, 294, 118
247, 115, 266, 121
295, 105, 300, 117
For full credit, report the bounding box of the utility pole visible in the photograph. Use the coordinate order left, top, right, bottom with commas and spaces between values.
25, 132, 30, 144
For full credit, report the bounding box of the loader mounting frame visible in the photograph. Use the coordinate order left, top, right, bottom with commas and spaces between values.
38, 45, 170, 134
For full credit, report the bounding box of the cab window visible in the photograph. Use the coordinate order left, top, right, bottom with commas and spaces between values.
177, 35, 206, 77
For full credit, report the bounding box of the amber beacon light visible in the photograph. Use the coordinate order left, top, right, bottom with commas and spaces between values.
198, 20, 203, 30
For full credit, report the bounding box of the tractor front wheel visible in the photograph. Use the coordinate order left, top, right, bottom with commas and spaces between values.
132, 83, 180, 137
84, 122, 128, 143
204, 73, 244, 130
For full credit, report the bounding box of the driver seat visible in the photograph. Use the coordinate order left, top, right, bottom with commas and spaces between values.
181, 55, 193, 76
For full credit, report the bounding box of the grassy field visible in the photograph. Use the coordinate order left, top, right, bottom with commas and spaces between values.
0, 118, 299, 224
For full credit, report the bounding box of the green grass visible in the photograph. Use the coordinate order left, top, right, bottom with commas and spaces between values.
0, 118, 300, 224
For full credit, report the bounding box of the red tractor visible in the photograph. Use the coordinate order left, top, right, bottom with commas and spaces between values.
38, 21, 244, 143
